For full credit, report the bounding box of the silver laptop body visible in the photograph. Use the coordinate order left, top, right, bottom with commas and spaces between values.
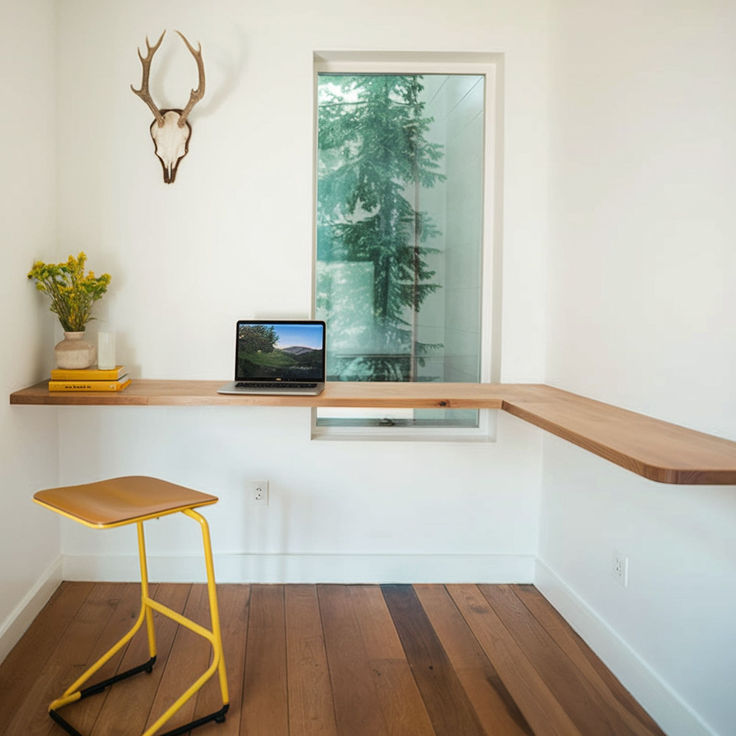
218, 320, 326, 396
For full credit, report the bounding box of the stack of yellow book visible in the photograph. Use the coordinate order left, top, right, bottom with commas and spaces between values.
48, 366, 131, 392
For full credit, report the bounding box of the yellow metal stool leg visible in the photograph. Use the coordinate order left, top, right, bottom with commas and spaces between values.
137, 521, 158, 662
48, 511, 228, 736
186, 508, 229, 705
48, 524, 158, 725
141, 509, 229, 736
48, 602, 153, 712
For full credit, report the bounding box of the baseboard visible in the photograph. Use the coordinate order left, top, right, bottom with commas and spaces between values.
62, 552, 535, 584
534, 558, 715, 736
0, 556, 63, 664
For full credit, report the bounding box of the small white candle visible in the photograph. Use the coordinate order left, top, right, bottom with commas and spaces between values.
97, 332, 116, 370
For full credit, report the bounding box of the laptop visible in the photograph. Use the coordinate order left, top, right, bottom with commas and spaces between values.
218, 320, 326, 396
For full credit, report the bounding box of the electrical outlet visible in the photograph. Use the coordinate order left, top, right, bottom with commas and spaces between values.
612, 551, 629, 588
247, 480, 269, 505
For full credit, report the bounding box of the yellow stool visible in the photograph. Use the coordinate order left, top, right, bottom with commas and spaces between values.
33, 475, 229, 736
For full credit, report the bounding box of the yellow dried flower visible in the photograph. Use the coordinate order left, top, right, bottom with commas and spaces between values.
27, 252, 111, 332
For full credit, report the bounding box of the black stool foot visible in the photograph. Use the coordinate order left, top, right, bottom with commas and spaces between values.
50, 702, 228, 736
48, 657, 157, 736
80, 656, 157, 698
159, 704, 230, 736
49, 709, 83, 736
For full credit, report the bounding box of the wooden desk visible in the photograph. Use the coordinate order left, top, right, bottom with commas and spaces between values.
10, 380, 736, 485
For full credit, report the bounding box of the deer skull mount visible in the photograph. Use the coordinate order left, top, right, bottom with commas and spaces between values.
131, 30, 205, 184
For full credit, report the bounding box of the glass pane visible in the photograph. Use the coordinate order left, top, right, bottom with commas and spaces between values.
316, 73, 485, 428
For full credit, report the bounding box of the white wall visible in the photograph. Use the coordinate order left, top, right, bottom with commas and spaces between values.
0, 0, 62, 661
12, 1, 729, 731
542, 1, 736, 734
51, 0, 549, 582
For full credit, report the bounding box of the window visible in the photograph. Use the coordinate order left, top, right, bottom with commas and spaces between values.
313, 53, 500, 436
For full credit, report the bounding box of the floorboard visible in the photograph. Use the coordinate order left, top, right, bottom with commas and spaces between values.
5, 581, 126, 736
512, 584, 664, 736
144, 583, 212, 733
284, 584, 338, 736
92, 583, 190, 736
350, 585, 434, 736
241, 584, 289, 736
414, 583, 533, 736
193, 584, 250, 736
69, 582, 145, 735
317, 584, 393, 736
382, 584, 485, 736
0, 582, 664, 736
480, 584, 641, 736
447, 584, 584, 736
0, 581, 93, 726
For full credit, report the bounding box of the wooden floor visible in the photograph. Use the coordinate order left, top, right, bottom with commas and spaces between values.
0, 583, 664, 736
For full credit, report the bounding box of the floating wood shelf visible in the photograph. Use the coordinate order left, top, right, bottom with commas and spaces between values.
10, 380, 736, 485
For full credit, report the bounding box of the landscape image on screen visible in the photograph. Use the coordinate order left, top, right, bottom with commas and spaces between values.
237, 323, 324, 380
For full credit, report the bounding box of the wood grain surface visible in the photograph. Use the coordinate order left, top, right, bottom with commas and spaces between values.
0, 583, 665, 736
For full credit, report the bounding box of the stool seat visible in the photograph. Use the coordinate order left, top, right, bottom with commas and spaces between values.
33, 475, 228, 736
33, 475, 218, 528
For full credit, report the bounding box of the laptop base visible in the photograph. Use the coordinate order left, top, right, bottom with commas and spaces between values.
217, 382, 324, 396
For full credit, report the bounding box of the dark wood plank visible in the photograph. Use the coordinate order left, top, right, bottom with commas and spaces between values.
382, 584, 485, 736
240, 584, 289, 736
63, 582, 145, 734
480, 584, 647, 736
144, 584, 212, 734
414, 584, 533, 736
1, 582, 667, 736
190, 583, 251, 735
285, 584, 338, 736
2, 581, 130, 736
350, 585, 435, 736
447, 584, 583, 736
513, 584, 666, 736
318, 585, 392, 736
0, 580, 93, 733
91, 583, 191, 736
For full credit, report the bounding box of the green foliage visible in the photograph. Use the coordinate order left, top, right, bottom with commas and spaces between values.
246, 350, 295, 368
238, 324, 278, 354
317, 74, 445, 380
27, 252, 110, 332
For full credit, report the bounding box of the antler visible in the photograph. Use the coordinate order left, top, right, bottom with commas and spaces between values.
131, 31, 166, 127
176, 31, 205, 127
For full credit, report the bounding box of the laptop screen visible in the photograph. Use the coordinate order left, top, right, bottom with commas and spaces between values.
235, 320, 326, 382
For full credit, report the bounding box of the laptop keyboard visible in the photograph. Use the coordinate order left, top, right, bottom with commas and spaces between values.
235, 382, 318, 389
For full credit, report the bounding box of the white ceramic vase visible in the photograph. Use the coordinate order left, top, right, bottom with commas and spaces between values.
55, 331, 97, 369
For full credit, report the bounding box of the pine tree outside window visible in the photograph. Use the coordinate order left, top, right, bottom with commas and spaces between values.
313, 54, 500, 436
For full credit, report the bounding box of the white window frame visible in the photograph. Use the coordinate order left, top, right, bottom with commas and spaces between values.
311, 51, 504, 441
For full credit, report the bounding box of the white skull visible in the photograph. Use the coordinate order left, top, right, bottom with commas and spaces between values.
150, 110, 192, 184
131, 31, 204, 185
